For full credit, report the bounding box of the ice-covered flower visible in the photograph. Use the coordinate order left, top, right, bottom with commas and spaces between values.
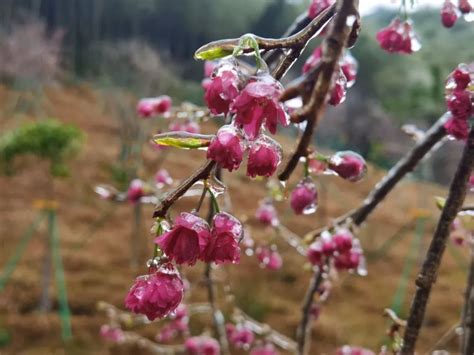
376, 18, 420, 54
127, 179, 145, 203
155, 168, 173, 187
256, 246, 283, 270
247, 136, 282, 178
207, 125, 245, 172
328, 151, 367, 182
205, 65, 241, 115
441, 1, 459, 28
444, 116, 469, 140
446, 90, 472, 120
307, 0, 336, 19
204, 212, 242, 264
226, 323, 255, 349
290, 179, 318, 215
137, 96, 172, 118
185, 336, 220, 355
255, 200, 279, 227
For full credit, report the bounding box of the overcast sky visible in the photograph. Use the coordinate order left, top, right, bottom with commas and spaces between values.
359, 0, 444, 15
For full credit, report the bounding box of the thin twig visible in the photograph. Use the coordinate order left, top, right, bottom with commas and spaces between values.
462, 249, 474, 354
296, 269, 324, 355
304, 114, 448, 244
278, 0, 359, 182
401, 127, 474, 354
153, 160, 216, 218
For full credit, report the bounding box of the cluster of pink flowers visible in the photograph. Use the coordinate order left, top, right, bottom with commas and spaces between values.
443, 63, 473, 140
100, 324, 125, 343
302, 48, 358, 106
255, 200, 279, 227
376, 18, 420, 55
226, 323, 255, 349
307, 0, 336, 19
440, 0, 473, 28
203, 61, 288, 178
307, 230, 364, 273
124, 263, 184, 320
255, 245, 283, 270
185, 336, 220, 355
137, 95, 172, 118
155, 212, 242, 266
155, 304, 189, 342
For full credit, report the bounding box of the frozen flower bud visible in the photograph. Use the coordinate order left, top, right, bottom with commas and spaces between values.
231, 74, 289, 139
256, 246, 283, 270
328, 69, 348, 106
452, 68, 472, 91
185, 336, 220, 355
307, 0, 336, 19
137, 98, 156, 118
458, 0, 472, 14
441, 1, 459, 28
376, 19, 420, 54
328, 151, 367, 182
250, 343, 279, 355
307, 241, 324, 266
155, 95, 172, 114
340, 52, 358, 88
334, 250, 361, 271
155, 168, 173, 187
247, 136, 282, 178
154, 212, 211, 265
447, 91, 472, 119
207, 125, 245, 172
332, 230, 354, 253
127, 179, 145, 203
204, 212, 242, 264
227, 324, 255, 349
124, 263, 184, 321
205, 65, 241, 115
444, 116, 469, 140
255, 200, 279, 227
290, 179, 318, 215
302, 47, 322, 74
100, 325, 125, 343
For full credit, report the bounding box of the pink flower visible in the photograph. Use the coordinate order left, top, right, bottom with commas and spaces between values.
290, 179, 318, 215
154, 213, 211, 265
227, 324, 255, 348
231, 75, 289, 139
204, 212, 242, 264
340, 52, 358, 88
376, 19, 420, 54
469, 175, 474, 191
155, 95, 172, 114
328, 69, 347, 106
255, 201, 279, 227
100, 325, 124, 343
137, 96, 172, 118
247, 136, 282, 178
447, 91, 472, 119
308, 158, 328, 175
307, 0, 335, 19
155, 168, 173, 187
444, 116, 469, 140
182, 120, 201, 134
202, 78, 212, 91
156, 324, 177, 343
332, 230, 353, 253
204, 61, 218, 78
328, 151, 367, 182
441, 1, 459, 28
334, 250, 361, 271
185, 336, 220, 355
250, 343, 279, 355
124, 264, 184, 321
302, 47, 322, 74
127, 179, 145, 203
307, 241, 324, 266
256, 246, 283, 270
207, 125, 245, 172
205, 68, 241, 115
459, 0, 472, 14
451, 68, 472, 91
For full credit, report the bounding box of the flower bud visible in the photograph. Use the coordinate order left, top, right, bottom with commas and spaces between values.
207, 125, 245, 172
441, 1, 459, 28
290, 179, 318, 215
247, 136, 282, 178
328, 151, 367, 182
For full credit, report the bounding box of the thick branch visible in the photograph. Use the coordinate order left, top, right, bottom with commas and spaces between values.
153, 160, 216, 218
278, 0, 358, 181
296, 270, 324, 355
401, 127, 474, 354
462, 250, 474, 354
305, 115, 447, 243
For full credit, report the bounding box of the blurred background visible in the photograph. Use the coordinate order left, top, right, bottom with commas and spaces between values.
0, 0, 473, 354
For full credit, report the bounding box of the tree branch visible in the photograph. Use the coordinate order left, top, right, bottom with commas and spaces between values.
401, 127, 474, 354
462, 249, 474, 354
304, 114, 448, 244
278, 0, 359, 182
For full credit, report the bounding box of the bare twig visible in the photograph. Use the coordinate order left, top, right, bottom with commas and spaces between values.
296, 269, 324, 355
153, 160, 216, 218
401, 127, 474, 354
304, 114, 448, 244
462, 249, 474, 354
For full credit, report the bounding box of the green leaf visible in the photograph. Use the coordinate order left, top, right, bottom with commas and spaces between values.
434, 196, 446, 210
194, 47, 234, 61
152, 133, 212, 149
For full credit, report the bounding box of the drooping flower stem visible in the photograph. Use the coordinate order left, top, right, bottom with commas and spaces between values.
401, 127, 474, 354
462, 248, 474, 354
296, 269, 324, 355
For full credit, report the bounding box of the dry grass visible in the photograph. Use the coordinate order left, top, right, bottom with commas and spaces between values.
0, 84, 472, 354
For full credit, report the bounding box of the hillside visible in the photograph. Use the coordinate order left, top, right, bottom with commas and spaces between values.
0, 84, 471, 354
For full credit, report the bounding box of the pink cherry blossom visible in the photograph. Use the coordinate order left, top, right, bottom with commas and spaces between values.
290, 179, 318, 215
328, 69, 347, 106
446, 66, 472, 92
307, 241, 324, 266
205, 67, 241, 115
207, 125, 245, 172
247, 136, 282, 178
154, 212, 211, 265
307, 0, 335, 19
444, 116, 469, 140
332, 230, 354, 253
446, 90, 472, 119
204, 60, 218, 78
231, 75, 289, 139
250, 343, 280, 355
441, 1, 459, 28
376, 18, 420, 54
302, 47, 322, 74
334, 250, 361, 271
204, 212, 242, 264
127, 179, 145, 203
155, 95, 172, 114
256, 246, 283, 270
137, 96, 172, 118
155, 168, 173, 187
328, 151, 367, 182
255, 201, 279, 227
124, 263, 184, 321
340, 51, 358, 88
459, 0, 472, 14
185, 336, 220, 355
227, 323, 255, 348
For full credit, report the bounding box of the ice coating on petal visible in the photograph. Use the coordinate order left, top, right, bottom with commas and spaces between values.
328, 151, 367, 182
207, 125, 245, 172
247, 135, 282, 178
